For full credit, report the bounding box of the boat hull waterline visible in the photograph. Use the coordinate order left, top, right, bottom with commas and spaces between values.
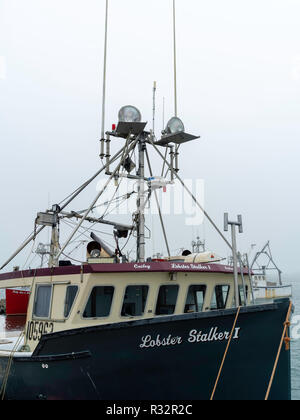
0, 298, 291, 400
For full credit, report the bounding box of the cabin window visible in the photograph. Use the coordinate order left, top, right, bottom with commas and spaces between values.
185, 285, 207, 313
239, 285, 249, 306
33, 285, 52, 318
64, 286, 79, 318
121, 285, 149, 317
156, 285, 179, 315
83, 286, 114, 318
210, 285, 230, 310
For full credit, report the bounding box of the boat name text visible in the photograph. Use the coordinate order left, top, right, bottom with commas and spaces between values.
170, 263, 211, 270
134, 264, 151, 270
139, 327, 241, 349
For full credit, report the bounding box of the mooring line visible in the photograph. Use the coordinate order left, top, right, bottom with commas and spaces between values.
0, 331, 25, 400
210, 306, 241, 400
265, 300, 293, 401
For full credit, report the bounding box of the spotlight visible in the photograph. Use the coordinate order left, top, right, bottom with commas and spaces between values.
118, 106, 142, 123
165, 117, 185, 134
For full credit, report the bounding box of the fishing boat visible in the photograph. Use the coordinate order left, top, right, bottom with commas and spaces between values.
0, 1, 293, 401
250, 242, 292, 303
5, 288, 30, 316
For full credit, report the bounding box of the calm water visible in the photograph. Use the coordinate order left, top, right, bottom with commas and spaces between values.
0, 280, 299, 400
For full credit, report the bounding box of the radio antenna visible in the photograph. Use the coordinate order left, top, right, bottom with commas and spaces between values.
173, 0, 178, 117
173, 0, 180, 172
100, 0, 109, 158
152, 81, 157, 137
162, 96, 165, 131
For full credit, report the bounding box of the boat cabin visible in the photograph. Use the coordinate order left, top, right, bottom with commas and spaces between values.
0, 261, 251, 353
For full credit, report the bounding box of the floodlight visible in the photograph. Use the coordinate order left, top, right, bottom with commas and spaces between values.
156, 115, 199, 146
165, 117, 185, 134
118, 106, 142, 123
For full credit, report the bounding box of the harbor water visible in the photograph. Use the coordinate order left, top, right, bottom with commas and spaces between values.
0, 280, 299, 400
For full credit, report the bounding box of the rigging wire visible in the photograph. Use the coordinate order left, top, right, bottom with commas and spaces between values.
57, 145, 126, 209
21, 227, 38, 270
99, 144, 136, 220
62, 218, 115, 239
61, 220, 100, 244
55, 136, 139, 260
61, 219, 115, 256
120, 230, 133, 253
75, 191, 136, 215
60, 251, 85, 265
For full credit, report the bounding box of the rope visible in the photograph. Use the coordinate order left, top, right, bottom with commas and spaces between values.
0, 331, 25, 400
265, 300, 293, 401
210, 306, 241, 400
0, 267, 36, 399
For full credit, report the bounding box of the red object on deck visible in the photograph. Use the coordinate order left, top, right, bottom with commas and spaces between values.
5, 289, 30, 316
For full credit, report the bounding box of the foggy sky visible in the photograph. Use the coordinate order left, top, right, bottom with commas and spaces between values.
0, 0, 300, 277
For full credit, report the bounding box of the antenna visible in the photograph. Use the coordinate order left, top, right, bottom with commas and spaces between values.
172, 0, 182, 173
162, 97, 165, 131
100, 0, 109, 159
152, 81, 157, 137
173, 0, 178, 117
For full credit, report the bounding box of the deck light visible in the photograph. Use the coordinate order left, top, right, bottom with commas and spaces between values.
118, 105, 142, 123
165, 117, 185, 134
115, 106, 146, 137
155, 116, 199, 146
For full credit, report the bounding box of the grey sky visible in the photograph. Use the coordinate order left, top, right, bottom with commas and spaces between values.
0, 0, 300, 276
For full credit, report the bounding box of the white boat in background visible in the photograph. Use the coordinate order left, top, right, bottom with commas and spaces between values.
250, 242, 292, 303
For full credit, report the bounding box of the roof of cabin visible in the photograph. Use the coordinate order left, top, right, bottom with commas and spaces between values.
0, 262, 250, 282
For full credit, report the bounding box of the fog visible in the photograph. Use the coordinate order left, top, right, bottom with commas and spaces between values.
0, 0, 300, 277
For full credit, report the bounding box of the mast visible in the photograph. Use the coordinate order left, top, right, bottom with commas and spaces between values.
136, 136, 146, 262
100, 0, 109, 158
49, 224, 60, 268
173, 0, 178, 118
152, 81, 157, 136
